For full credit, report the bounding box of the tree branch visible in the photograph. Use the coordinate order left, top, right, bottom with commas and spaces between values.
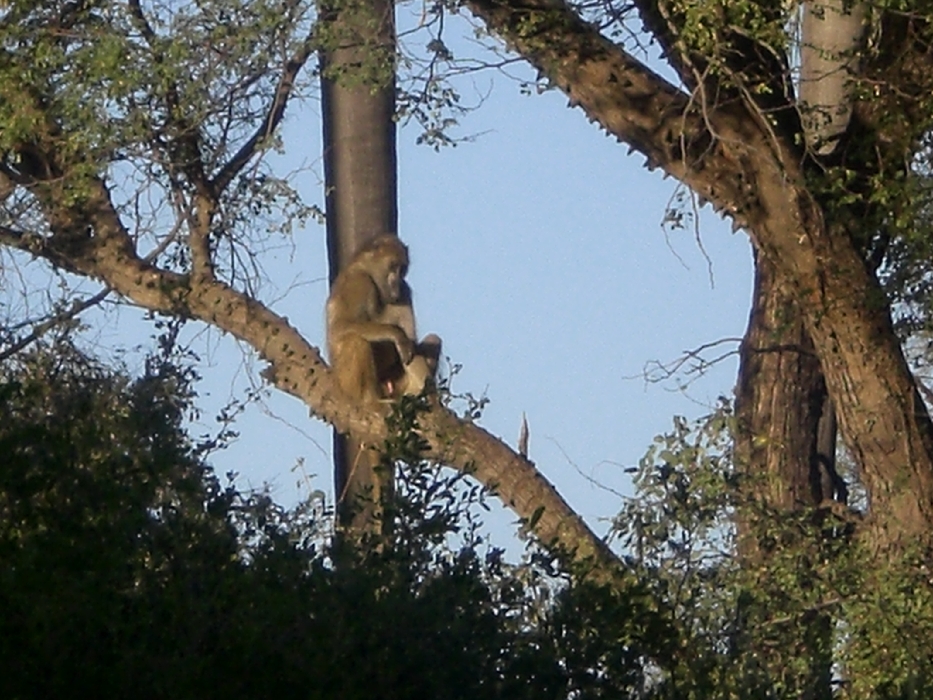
211, 33, 317, 194
16, 174, 630, 588
464, 0, 768, 226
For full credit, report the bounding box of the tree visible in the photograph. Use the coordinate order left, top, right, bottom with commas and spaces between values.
461, 0, 933, 551
0, 0, 618, 579
319, 0, 400, 533
5, 1, 933, 694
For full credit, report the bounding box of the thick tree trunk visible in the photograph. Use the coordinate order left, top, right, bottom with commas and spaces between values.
734, 250, 835, 700
734, 1, 863, 516
730, 8, 860, 693
320, 0, 398, 533
735, 251, 826, 513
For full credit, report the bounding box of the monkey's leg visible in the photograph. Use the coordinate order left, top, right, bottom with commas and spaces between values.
397, 356, 432, 396
334, 336, 383, 403
393, 334, 442, 397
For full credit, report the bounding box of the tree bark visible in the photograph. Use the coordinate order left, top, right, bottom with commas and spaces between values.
734, 250, 836, 700
731, 4, 865, 681
319, 0, 399, 533
735, 251, 826, 513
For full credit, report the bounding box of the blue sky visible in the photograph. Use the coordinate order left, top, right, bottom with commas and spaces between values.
175, 10, 755, 538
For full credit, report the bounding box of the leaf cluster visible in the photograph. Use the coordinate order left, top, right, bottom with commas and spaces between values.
614, 406, 933, 699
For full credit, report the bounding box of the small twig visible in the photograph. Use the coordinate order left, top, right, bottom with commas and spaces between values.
630, 337, 744, 386
0, 287, 112, 362
211, 30, 316, 194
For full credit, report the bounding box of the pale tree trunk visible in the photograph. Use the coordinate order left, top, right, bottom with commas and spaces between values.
795, 3, 867, 502
799, 0, 867, 155
320, 0, 398, 534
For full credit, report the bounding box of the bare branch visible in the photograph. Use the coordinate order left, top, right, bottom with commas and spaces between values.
0, 287, 111, 362
211, 34, 317, 194
637, 337, 743, 387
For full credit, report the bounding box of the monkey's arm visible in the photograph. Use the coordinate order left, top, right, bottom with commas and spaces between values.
382, 299, 416, 340
326, 274, 414, 362
334, 322, 413, 362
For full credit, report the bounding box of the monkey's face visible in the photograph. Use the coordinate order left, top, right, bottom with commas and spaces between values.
381, 258, 406, 303
357, 236, 410, 304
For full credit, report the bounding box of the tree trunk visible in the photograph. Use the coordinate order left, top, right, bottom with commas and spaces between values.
734, 0, 864, 519
734, 250, 835, 700
735, 251, 827, 513
319, 0, 398, 534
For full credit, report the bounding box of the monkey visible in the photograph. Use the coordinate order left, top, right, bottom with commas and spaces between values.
374, 291, 442, 399
327, 235, 442, 530
326, 234, 441, 404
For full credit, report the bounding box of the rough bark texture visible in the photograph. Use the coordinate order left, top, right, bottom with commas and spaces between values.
319, 0, 400, 532
734, 251, 834, 700
735, 252, 826, 512
464, 0, 933, 548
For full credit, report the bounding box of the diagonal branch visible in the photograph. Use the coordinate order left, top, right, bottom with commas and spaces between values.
16, 174, 631, 589
211, 33, 317, 194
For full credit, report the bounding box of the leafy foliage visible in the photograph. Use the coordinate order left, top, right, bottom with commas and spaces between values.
0, 341, 664, 699
612, 406, 933, 699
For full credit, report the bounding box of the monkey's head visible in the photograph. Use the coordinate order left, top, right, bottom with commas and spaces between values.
358, 234, 409, 304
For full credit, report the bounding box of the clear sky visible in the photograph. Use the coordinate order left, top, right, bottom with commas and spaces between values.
67, 9, 753, 542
